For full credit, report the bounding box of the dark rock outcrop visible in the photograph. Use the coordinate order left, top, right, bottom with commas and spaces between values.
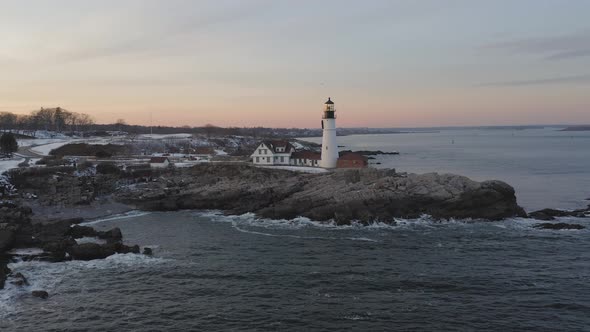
10, 272, 29, 286
69, 225, 98, 238
67, 243, 116, 261
142, 247, 153, 256
32, 290, 49, 299
529, 207, 589, 220
533, 223, 585, 230
98, 227, 123, 243
67, 242, 139, 261
116, 165, 526, 223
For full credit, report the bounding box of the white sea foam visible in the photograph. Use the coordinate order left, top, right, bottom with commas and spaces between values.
75, 237, 106, 244
0, 253, 169, 317
6, 248, 44, 255
192, 209, 589, 235
79, 210, 152, 226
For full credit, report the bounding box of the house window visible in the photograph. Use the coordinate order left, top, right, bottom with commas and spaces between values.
280, 156, 284, 162
267, 157, 270, 162
259, 149, 262, 154
256, 157, 259, 163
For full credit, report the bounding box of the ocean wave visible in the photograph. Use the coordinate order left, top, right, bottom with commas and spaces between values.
231, 224, 380, 242
79, 210, 152, 226
191, 210, 589, 234
0, 253, 169, 317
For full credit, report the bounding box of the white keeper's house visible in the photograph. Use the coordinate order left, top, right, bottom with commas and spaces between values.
251, 140, 297, 165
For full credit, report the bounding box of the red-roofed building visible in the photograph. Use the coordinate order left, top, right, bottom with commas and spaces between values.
337, 152, 368, 168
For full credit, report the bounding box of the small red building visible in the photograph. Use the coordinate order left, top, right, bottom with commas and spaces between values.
337, 152, 368, 168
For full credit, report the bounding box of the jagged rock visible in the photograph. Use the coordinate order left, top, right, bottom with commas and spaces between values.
533, 223, 585, 230
67, 243, 116, 261
67, 242, 139, 260
0, 229, 15, 252
116, 165, 526, 222
0, 260, 10, 290
529, 208, 589, 220
98, 228, 123, 242
142, 247, 153, 256
10, 272, 29, 286
32, 290, 49, 299
69, 225, 98, 238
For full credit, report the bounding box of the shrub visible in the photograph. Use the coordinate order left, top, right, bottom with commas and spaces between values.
96, 163, 120, 175
95, 150, 112, 158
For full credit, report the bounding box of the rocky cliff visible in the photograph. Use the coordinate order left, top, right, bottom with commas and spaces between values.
116, 164, 526, 223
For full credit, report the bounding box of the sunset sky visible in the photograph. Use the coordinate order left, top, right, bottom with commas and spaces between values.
1, 0, 589, 128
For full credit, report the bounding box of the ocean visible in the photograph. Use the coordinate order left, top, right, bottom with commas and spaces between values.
2, 128, 590, 331
303, 127, 590, 211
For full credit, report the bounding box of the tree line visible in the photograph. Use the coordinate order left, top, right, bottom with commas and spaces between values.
0, 107, 94, 137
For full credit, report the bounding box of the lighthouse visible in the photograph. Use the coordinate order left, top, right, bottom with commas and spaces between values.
320, 97, 338, 168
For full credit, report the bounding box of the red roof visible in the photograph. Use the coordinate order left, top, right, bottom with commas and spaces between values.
291, 151, 321, 160
338, 152, 368, 161
149, 157, 169, 163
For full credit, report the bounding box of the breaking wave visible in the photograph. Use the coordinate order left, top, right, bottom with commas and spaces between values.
79, 210, 152, 226
0, 253, 169, 318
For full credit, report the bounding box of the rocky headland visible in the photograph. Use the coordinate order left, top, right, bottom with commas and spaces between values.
3, 162, 589, 293
114, 164, 526, 222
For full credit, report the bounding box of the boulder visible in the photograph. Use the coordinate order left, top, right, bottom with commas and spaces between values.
533, 223, 585, 230
0, 260, 10, 290
32, 290, 49, 299
10, 272, 29, 286
142, 247, 153, 256
0, 229, 15, 252
69, 225, 98, 239
98, 228, 123, 242
67, 243, 116, 261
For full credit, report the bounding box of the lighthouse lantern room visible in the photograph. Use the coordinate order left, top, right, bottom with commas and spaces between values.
320, 97, 338, 168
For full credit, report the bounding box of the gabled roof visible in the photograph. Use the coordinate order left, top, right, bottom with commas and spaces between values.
149, 156, 169, 163
261, 140, 295, 153
292, 151, 321, 160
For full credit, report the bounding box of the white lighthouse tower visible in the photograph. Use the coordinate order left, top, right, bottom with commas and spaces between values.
320, 97, 338, 168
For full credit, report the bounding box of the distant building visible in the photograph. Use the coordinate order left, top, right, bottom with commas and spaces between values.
193, 147, 215, 160
251, 140, 295, 165
149, 156, 170, 168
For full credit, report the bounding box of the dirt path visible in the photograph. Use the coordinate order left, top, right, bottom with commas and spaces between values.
17, 146, 45, 158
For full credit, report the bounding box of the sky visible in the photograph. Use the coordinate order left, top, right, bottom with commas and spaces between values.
1, 0, 589, 128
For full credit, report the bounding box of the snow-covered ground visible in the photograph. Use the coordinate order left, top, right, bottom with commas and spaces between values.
0, 158, 24, 174
257, 165, 329, 173
24, 137, 116, 156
